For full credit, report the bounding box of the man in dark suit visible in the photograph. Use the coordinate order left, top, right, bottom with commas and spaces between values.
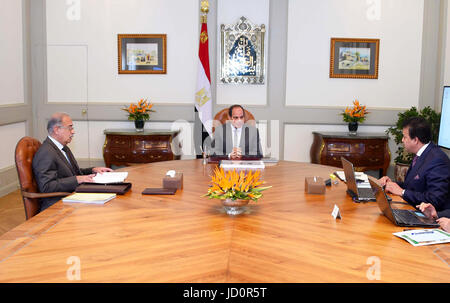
32, 112, 112, 211
379, 116, 450, 213
212, 105, 263, 159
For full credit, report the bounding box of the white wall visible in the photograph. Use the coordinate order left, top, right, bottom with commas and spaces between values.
0, 0, 25, 173
285, 0, 424, 109
46, 0, 198, 103
0, 122, 26, 170
216, 0, 269, 106
0, 0, 24, 105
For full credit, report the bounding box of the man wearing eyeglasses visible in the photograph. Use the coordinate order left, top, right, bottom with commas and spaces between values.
212, 104, 262, 159
32, 112, 113, 211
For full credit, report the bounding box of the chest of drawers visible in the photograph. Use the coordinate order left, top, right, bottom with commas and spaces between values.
310, 131, 390, 176
103, 129, 180, 167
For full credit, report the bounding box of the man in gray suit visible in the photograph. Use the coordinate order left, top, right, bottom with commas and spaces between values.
212, 105, 262, 159
32, 112, 112, 211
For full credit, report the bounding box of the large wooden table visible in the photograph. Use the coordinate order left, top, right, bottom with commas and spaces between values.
0, 160, 448, 282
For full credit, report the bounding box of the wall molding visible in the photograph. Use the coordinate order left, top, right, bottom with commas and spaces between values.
0, 166, 19, 198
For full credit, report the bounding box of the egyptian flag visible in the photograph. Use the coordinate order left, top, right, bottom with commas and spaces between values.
194, 19, 212, 157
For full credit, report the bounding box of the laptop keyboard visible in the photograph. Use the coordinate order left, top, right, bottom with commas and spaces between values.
358, 187, 376, 199
393, 209, 420, 224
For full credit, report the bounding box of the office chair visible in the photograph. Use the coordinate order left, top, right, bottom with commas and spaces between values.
14, 136, 70, 220
212, 108, 256, 133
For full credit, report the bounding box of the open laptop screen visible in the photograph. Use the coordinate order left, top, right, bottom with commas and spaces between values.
369, 179, 397, 223
341, 157, 358, 195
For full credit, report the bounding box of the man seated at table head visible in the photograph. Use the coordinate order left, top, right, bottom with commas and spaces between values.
378, 116, 450, 212
32, 112, 113, 211
212, 104, 263, 160
417, 202, 450, 232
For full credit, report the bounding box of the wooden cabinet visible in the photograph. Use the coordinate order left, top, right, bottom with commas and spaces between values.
310, 132, 390, 176
103, 129, 180, 167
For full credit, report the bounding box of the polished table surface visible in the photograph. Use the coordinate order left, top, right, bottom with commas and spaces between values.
0, 160, 448, 282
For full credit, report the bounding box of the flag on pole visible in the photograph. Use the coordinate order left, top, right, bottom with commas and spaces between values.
195, 3, 212, 155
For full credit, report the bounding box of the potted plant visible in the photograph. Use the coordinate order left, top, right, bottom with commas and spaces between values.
341, 99, 369, 135
386, 106, 441, 182
203, 167, 271, 215
122, 98, 155, 132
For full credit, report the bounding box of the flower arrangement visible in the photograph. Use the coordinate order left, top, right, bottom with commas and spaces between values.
341, 99, 369, 123
203, 167, 271, 202
122, 98, 155, 121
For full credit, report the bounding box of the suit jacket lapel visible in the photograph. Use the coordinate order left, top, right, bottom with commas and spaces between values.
45, 138, 78, 176
64, 146, 81, 175
404, 143, 433, 184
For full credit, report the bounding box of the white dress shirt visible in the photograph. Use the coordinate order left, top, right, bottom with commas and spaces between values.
231, 125, 243, 148
48, 135, 71, 165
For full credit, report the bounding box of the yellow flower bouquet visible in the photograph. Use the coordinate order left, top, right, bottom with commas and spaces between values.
204, 167, 271, 202
341, 99, 369, 123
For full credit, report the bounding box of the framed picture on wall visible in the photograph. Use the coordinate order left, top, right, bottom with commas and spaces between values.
118, 34, 166, 74
220, 17, 266, 84
330, 38, 379, 79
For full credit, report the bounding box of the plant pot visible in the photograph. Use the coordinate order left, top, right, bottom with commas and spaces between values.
348, 122, 358, 135
222, 198, 249, 215
134, 120, 145, 132
394, 162, 410, 183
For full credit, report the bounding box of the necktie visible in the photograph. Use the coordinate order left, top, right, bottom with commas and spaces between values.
412, 155, 418, 167
62, 146, 80, 175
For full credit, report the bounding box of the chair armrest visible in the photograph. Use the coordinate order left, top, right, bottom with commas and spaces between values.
22, 191, 71, 199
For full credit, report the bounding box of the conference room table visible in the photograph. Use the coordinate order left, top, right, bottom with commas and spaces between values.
0, 160, 448, 282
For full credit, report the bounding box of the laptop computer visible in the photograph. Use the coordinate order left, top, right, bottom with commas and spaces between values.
368, 179, 440, 227
341, 157, 376, 202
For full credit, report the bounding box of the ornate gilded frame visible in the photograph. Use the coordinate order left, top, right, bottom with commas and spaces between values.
220, 17, 266, 84
118, 34, 167, 74
330, 38, 379, 79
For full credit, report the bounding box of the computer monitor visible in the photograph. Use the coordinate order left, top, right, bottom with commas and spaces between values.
438, 86, 450, 149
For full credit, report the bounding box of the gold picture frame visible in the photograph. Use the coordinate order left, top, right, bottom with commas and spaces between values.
118, 34, 167, 74
330, 38, 379, 79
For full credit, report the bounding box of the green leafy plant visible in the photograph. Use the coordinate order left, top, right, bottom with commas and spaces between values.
386, 106, 441, 164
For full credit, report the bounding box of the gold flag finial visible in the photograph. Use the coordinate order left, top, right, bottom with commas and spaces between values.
200, 0, 209, 23
200, 0, 209, 14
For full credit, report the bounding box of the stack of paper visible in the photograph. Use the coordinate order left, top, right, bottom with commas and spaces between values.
220, 160, 265, 171
92, 172, 128, 184
393, 229, 450, 246
334, 171, 368, 182
62, 193, 116, 204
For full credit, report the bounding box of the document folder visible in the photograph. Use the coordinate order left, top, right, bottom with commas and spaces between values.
75, 182, 132, 195
142, 188, 177, 195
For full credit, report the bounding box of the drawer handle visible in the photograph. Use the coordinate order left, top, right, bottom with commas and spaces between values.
114, 140, 126, 145
369, 158, 380, 162
113, 155, 126, 160
149, 155, 163, 159
368, 145, 380, 149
